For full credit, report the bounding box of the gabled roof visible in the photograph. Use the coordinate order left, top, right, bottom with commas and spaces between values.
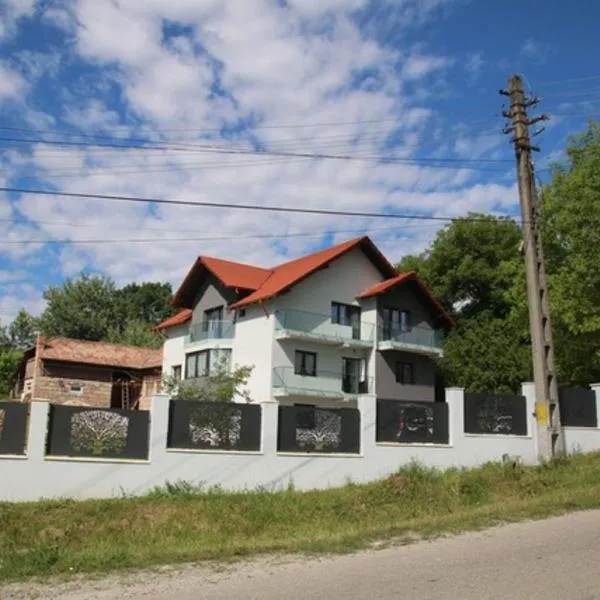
155, 309, 192, 331
36, 337, 163, 370
230, 236, 397, 309
358, 272, 454, 328
172, 256, 270, 308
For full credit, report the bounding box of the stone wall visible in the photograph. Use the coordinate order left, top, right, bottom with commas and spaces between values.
36, 361, 113, 407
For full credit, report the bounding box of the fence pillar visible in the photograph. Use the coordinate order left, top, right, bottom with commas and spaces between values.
590, 384, 600, 428
27, 400, 50, 463
444, 387, 464, 448
260, 402, 279, 456
149, 394, 171, 460
521, 381, 539, 462
358, 394, 377, 457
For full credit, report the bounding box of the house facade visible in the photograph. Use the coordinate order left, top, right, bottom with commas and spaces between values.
157, 236, 452, 407
14, 337, 163, 410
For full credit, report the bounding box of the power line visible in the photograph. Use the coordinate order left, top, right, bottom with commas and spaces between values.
0, 135, 513, 168
536, 74, 600, 86
0, 223, 451, 246
0, 185, 522, 224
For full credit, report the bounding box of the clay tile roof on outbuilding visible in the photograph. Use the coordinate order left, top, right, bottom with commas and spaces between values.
155, 309, 192, 330
37, 337, 163, 370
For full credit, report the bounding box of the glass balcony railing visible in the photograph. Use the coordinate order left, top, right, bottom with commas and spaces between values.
379, 325, 444, 349
272, 366, 372, 398
275, 309, 374, 345
187, 320, 235, 344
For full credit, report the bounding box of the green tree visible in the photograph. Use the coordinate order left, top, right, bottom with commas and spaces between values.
39, 274, 119, 341
439, 312, 532, 394
106, 319, 163, 349
8, 309, 38, 350
115, 282, 175, 328
0, 349, 22, 398
398, 214, 523, 319
537, 119, 600, 384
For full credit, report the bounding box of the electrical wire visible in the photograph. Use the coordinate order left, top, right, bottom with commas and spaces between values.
0, 185, 521, 225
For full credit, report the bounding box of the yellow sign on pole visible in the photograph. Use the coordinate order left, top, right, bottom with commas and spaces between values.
536, 402, 548, 425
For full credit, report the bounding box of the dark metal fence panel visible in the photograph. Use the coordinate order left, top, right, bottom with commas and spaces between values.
0, 402, 28, 455
167, 400, 262, 451
277, 405, 360, 454
559, 388, 598, 427
376, 399, 449, 444
463, 393, 527, 435
46, 405, 150, 460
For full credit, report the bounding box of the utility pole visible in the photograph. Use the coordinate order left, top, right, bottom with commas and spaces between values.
500, 74, 565, 460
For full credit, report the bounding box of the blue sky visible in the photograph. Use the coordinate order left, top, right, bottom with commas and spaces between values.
0, 0, 598, 324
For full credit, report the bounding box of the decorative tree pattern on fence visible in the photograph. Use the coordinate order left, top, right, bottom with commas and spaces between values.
188, 404, 242, 448
473, 397, 514, 434
70, 410, 129, 456
0, 409, 4, 441
296, 408, 342, 452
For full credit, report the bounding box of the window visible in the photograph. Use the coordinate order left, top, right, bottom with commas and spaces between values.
238, 308, 246, 318
396, 362, 414, 385
383, 308, 411, 337
185, 350, 209, 379
331, 302, 361, 326
295, 404, 316, 429
342, 357, 364, 394
185, 350, 231, 379
202, 306, 224, 337
69, 383, 83, 395
294, 350, 317, 376
171, 365, 182, 380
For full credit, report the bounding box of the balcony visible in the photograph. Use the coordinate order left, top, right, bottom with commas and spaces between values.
272, 366, 372, 400
185, 319, 235, 347
274, 309, 374, 348
378, 325, 444, 357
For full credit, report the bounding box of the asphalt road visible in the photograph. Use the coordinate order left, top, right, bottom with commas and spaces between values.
4, 510, 600, 600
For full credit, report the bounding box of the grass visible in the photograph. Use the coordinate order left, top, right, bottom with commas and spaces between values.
2, 452, 600, 583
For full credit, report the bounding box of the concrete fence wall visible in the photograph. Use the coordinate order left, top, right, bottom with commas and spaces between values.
1, 383, 600, 503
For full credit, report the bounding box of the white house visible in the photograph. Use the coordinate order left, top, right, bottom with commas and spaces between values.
157, 236, 453, 407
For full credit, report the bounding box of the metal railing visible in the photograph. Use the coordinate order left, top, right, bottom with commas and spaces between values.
272, 366, 372, 397
275, 309, 374, 344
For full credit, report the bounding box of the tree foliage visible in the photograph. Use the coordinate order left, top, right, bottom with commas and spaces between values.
163, 360, 254, 403
396, 120, 600, 392
39, 275, 175, 344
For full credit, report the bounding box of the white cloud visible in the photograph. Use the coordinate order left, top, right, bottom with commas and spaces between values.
402, 53, 453, 81
0, 0, 36, 40
0, 61, 25, 101
521, 38, 552, 64
0, 0, 520, 319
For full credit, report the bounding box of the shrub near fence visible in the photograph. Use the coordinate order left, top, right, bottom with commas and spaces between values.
463, 393, 527, 436
0, 402, 28, 455
277, 405, 361, 454
376, 399, 449, 444
559, 388, 598, 427
167, 400, 262, 451
45, 405, 150, 460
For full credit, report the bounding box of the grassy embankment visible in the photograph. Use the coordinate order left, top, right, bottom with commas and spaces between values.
2, 452, 600, 582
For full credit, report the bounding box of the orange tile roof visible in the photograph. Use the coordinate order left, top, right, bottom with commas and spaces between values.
230, 236, 397, 309
37, 337, 163, 370
155, 309, 192, 330
200, 256, 271, 290
357, 272, 415, 298
172, 256, 270, 307
358, 272, 454, 327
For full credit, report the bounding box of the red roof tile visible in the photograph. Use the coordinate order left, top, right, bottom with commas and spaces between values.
38, 337, 163, 370
172, 256, 270, 307
200, 257, 271, 289
358, 271, 454, 327
155, 309, 192, 330
230, 236, 397, 309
